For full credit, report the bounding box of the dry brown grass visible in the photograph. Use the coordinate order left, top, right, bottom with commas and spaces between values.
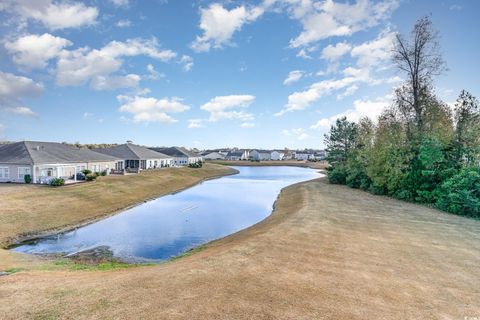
0, 163, 236, 247
1, 177, 479, 319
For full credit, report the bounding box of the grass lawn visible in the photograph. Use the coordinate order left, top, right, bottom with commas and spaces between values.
0, 163, 236, 247
1, 177, 479, 319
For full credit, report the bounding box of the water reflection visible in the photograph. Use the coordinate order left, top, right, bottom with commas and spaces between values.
13, 166, 322, 262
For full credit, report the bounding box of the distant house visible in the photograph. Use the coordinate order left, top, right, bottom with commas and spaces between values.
149, 147, 202, 166
0, 141, 119, 184
249, 150, 271, 161
293, 151, 314, 161
225, 150, 249, 161
202, 151, 226, 160
314, 150, 327, 161
270, 150, 285, 161
93, 143, 172, 171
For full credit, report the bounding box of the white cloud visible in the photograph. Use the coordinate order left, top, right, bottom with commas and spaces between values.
337, 85, 359, 100
288, 0, 399, 48
283, 70, 304, 85
109, 0, 129, 7
5, 33, 72, 69
321, 41, 351, 61
296, 48, 312, 59
449, 4, 462, 11
0, 0, 98, 30
56, 38, 176, 89
90, 74, 141, 91
146, 64, 165, 80
4, 106, 36, 117
200, 94, 255, 122
240, 122, 255, 128
179, 55, 194, 72
282, 128, 309, 140
311, 96, 389, 129
116, 19, 131, 28
277, 29, 397, 116
118, 95, 190, 124
0, 71, 43, 115
191, 3, 265, 52
83, 112, 93, 119
350, 29, 395, 68
276, 76, 358, 116
188, 119, 204, 128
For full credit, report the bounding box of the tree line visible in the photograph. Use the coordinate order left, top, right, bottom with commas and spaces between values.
324, 17, 480, 218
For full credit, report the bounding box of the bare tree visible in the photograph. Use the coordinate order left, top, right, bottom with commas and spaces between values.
393, 16, 446, 132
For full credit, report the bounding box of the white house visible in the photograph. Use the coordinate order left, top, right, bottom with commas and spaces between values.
225, 150, 249, 161
270, 151, 285, 161
202, 152, 226, 160
293, 151, 314, 161
150, 147, 202, 166
0, 141, 120, 184
93, 143, 173, 171
249, 150, 271, 161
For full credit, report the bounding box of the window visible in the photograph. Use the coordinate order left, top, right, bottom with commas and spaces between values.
18, 167, 31, 180
0, 167, 9, 179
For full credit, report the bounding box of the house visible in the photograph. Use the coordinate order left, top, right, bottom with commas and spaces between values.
225, 150, 249, 161
149, 147, 202, 166
202, 151, 226, 160
270, 150, 285, 161
293, 151, 314, 161
0, 141, 119, 184
314, 150, 327, 161
249, 150, 271, 161
93, 143, 173, 171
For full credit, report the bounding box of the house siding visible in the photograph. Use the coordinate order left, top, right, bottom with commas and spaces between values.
0, 164, 33, 183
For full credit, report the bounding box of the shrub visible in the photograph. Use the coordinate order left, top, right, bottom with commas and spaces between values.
49, 178, 65, 187
188, 161, 203, 168
100, 170, 107, 176
436, 167, 480, 217
327, 166, 347, 184
82, 169, 92, 175
24, 174, 32, 184
86, 173, 97, 181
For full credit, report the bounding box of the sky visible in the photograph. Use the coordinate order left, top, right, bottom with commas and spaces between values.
0, 0, 478, 149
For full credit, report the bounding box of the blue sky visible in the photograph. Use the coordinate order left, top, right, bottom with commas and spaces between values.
0, 0, 478, 149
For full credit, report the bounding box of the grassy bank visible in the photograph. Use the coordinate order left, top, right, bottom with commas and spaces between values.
1, 177, 479, 319
0, 163, 237, 247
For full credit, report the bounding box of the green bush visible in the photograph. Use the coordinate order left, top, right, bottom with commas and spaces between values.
436, 167, 480, 217
24, 174, 32, 184
188, 161, 203, 168
82, 169, 92, 175
86, 173, 97, 181
49, 178, 65, 187
100, 170, 107, 176
327, 166, 347, 184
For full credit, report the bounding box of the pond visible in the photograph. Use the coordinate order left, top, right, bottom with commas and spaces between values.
13, 166, 322, 263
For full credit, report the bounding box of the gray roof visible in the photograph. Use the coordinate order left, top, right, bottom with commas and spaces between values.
0, 141, 119, 165
93, 143, 171, 160
149, 147, 199, 158
226, 151, 243, 157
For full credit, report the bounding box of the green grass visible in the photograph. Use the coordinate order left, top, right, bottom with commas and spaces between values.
171, 245, 207, 261
38, 258, 155, 271
4, 267, 24, 274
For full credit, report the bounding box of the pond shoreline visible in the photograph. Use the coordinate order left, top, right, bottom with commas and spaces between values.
4, 167, 239, 250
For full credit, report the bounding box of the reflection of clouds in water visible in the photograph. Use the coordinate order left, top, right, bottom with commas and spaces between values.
14, 167, 322, 262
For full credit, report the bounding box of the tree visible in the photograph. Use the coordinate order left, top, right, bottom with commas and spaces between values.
393, 16, 446, 134
453, 90, 480, 166
324, 117, 358, 184
346, 117, 375, 189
